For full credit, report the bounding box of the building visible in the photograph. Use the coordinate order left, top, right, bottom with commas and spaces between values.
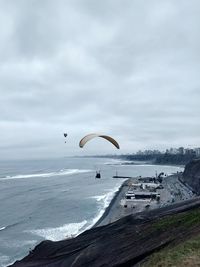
125, 191, 160, 200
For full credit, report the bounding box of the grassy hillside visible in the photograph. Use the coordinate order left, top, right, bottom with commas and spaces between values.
143, 235, 200, 267
143, 208, 200, 267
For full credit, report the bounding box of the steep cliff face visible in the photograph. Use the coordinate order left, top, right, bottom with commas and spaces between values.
9, 198, 200, 267
182, 159, 200, 194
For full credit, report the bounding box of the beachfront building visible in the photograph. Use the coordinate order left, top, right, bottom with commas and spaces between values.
125, 191, 160, 200
130, 183, 163, 190
121, 191, 160, 209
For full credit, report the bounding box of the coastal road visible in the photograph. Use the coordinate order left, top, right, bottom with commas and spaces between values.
97, 174, 195, 227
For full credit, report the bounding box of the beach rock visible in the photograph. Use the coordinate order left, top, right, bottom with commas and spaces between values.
182, 159, 200, 194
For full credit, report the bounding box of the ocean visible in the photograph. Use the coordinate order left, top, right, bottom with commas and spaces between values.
0, 157, 183, 266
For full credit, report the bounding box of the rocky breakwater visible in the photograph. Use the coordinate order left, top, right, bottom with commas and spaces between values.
182, 159, 200, 194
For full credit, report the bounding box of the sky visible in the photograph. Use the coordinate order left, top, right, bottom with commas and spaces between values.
0, 0, 200, 160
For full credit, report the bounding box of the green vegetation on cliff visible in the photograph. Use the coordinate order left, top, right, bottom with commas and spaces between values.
143, 208, 200, 267
152, 208, 200, 230
142, 235, 200, 267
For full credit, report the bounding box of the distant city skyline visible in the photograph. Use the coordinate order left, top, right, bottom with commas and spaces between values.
135, 146, 200, 156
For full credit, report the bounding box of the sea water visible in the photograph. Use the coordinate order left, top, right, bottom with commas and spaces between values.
0, 157, 183, 266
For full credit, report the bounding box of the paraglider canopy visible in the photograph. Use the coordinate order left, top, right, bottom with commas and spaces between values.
79, 133, 120, 149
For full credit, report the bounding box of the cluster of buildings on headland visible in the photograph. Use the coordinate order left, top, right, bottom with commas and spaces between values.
136, 147, 200, 157
92, 146, 200, 165
120, 147, 200, 165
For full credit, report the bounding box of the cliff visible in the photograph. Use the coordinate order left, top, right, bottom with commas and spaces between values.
10, 197, 200, 267
182, 159, 200, 194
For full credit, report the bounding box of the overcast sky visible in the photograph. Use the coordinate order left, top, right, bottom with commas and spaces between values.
0, 0, 200, 160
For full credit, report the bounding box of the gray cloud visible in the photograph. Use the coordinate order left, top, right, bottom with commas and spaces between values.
0, 0, 200, 159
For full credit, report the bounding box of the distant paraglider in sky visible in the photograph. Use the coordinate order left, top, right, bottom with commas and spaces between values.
63, 133, 68, 143
79, 133, 120, 149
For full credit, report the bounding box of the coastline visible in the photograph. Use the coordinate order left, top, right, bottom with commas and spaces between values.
10, 196, 200, 267
92, 173, 196, 229
121, 162, 185, 168
93, 179, 128, 228
8, 168, 199, 267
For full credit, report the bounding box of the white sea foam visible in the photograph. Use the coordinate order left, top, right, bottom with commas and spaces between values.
104, 159, 129, 165
0, 240, 38, 267
27, 182, 123, 241
26, 220, 87, 241
0, 239, 37, 251
87, 181, 124, 229
0, 169, 92, 181
0, 255, 12, 267
90, 195, 106, 202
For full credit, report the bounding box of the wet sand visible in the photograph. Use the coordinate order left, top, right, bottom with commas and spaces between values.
95, 174, 196, 227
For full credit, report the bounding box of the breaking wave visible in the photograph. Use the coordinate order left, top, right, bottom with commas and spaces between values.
26, 182, 124, 242
26, 220, 88, 241
87, 181, 124, 228
104, 159, 133, 165
0, 169, 92, 181
0, 255, 12, 267
0, 221, 23, 232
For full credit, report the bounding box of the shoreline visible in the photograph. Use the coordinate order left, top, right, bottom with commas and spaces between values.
120, 162, 185, 168
93, 179, 128, 228
92, 173, 196, 229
